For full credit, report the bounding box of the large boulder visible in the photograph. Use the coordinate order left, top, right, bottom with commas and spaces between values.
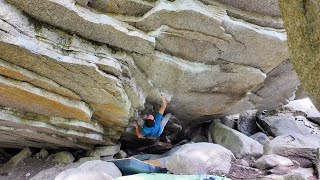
165, 143, 235, 175
264, 133, 320, 161
210, 121, 263, 158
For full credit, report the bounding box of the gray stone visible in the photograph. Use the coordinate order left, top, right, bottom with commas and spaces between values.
258, 113, 311, 136
87, 145, 120, 157
250, 132, 270, 145
254, 154, 293, 169
165, 143, 235, 175
264, 133, 320, 161
210, 121, 263, 158
35, 149, 49, 159
248, 59, 300, 111
53, 151, 75, 164
0, 147, 32, 174
132, 51, 265, 123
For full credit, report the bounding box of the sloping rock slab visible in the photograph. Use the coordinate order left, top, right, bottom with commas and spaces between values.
210, 121, 263, 158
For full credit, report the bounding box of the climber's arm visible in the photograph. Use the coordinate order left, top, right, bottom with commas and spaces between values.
158, 96, 167, 115
134, 122, 144, 139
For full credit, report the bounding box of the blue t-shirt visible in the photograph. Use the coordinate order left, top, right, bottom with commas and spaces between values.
140, 113, 163, 137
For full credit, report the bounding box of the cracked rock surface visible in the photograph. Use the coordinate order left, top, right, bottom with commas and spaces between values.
0, 0, 299, 149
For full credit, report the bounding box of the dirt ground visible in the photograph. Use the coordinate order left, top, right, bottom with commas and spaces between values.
0, 157, 56, 180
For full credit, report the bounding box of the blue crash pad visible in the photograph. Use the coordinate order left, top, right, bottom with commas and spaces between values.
115, 173, 231, 180
110, 158, 167, 175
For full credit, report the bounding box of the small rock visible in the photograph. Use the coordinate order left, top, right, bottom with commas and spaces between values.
87, 145, 120, 157
254, 154, 293, 169
35, 149, 49, 159
53, 151, 75, 164
25, 172, 31, 177
114, 150, 127, 159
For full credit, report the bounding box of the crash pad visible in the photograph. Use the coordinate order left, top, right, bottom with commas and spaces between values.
115, 173, 231, 180
110, 158, 167, 175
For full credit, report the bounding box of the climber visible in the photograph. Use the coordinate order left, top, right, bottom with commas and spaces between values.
133, 95, 171, 138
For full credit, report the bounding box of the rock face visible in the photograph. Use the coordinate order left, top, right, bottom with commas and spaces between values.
0, 0, 299, 149
278, 0, 320, 109
210, 121, 263, 158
